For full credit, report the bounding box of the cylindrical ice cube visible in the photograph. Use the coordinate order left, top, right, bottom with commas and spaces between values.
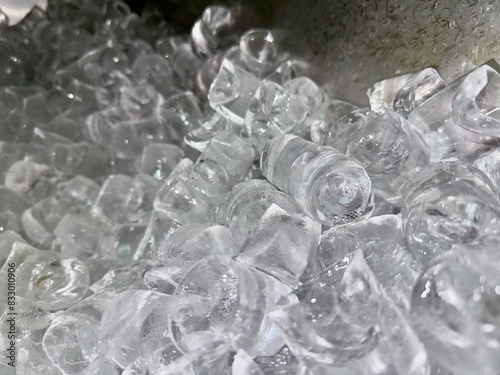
261, 134, 371, 225
402, 161, 500, 264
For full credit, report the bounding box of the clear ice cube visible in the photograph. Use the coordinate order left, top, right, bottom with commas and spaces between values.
170, 255, 294, 356
0, 242, 89, 310
411, 244, 500, 375
140, 143, 184, 182
93, 174, 156, 225
42, 313, 100, 374
208, 58, 260, 129
262, 134, 372, 225
402, 161, 500, 264
244, 80, 309, 152
99, 290, 172, 368
237, 203, 321, 287
191, 5, 237, 58
217, 179, 302, 245
239, 29, 287, 75
393, 68, 446, 117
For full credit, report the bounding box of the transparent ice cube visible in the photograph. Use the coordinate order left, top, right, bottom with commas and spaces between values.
208, 58, 261, 129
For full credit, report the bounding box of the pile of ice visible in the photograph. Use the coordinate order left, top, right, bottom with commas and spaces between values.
1, 1, 500, 374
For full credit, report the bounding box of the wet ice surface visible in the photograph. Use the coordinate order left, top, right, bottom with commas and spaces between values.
1, 1, 500, 375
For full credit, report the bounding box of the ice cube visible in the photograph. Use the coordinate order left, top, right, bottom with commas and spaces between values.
118, 83, 161, 119
89, 260, 153, 294
237, 204, 321, 287
240, 29, 288, 75
131, 54, 173, 96
139, 143, 184, 182
170, 255, 294, 356
407, 65, 500, 162
283, 77, 325, 113
42, 313, 100, 374
393, 68, 446, 117
271, 250, 382, 368
191, 5, 237, 58
411, 244, 500, 375
5, 160, 60, 203
99, 290, 172, 368
0, 230, 24, 268
262, 134, 372, 225
367, 72, 414, 113
184, 111, 228, 152
310, 100, 359, 144
17, 344, 62, 375
93, 174, 156, 225
244, 80, 309, 152
402, 161, 500, 264
452, 65, 500, 137
0, 242, 89, 311
218, 179, 302, 245
208, 58, 261, 129
54, 212, 113, 259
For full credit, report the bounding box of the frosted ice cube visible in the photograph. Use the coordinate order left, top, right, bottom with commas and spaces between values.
367, 72, 414, 113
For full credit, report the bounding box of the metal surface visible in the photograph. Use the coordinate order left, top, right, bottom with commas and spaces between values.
268, 0, 500, 105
